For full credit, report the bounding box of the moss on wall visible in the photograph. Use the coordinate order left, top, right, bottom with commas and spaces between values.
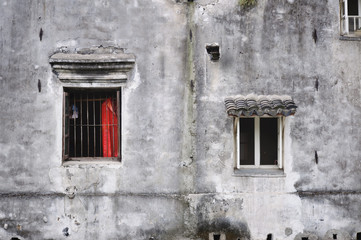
239, 0, 256, 7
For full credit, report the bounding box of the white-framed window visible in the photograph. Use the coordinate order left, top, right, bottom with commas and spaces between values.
341, 0, 361, 36
236, 117, 284, 169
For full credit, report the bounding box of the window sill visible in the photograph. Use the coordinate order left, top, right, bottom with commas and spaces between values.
63, 160, 122, 167
233, 168, 286, 178
339, 35, 361, 41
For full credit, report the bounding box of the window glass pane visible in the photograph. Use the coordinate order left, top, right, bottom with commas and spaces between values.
348, 0, 358, 15
240, 118, 254, 165
260, 118, 278, 165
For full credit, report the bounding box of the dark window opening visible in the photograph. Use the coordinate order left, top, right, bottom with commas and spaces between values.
213, 234, 221, 240
349, 0, 359, 15
63, 88, 121, 161
356, 232, 361, 240
240, 118, 254, 165
267, 234, 273, 240
260, 118, 278, 165
206, 44, 220, 61
348, 0, 360, 32
333, 234, 337, 239
302, 237, 309, 240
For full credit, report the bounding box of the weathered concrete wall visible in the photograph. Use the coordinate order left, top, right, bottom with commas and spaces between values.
192, 0, 361, 239
1, 0, 361, 239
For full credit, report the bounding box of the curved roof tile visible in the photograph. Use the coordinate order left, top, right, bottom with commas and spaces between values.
225, 94, 297, 117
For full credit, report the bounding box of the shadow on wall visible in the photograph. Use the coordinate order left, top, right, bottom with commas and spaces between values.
196, 217, 250, 240
195, 195, 250, 240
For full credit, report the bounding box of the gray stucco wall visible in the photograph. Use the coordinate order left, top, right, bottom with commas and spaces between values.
1, 0, 361, 239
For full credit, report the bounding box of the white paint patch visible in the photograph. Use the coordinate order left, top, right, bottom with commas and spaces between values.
213, 175, 224, 192
241, 35, 248, 42
48, 167, 64, 190
287, 0, 295, 3
100, 171, 117, 192
275, 7, 286, 21
199, 95, 222, 103
119, 213, 148, 227
277, 7, 286, 15
125, 65, 141, 92
56, 39, 78, 48
0, 144, 11, 157
283, 117, 300, 192
197, 0, 219, 5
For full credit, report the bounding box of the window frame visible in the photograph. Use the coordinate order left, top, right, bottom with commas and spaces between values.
62, 87, 122, 162
236, 116, 284, 169
340, 0, 361, 36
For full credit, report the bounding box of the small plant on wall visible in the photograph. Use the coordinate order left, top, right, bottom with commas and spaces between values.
239, 0, 256, 7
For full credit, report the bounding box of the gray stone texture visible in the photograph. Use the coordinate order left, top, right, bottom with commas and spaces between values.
1, 0, 361, 239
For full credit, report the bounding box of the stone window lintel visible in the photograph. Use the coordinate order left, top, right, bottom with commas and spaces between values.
50, 51, 135, 83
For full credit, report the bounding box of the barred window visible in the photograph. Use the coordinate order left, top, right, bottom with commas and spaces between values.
63, 88, 121, 162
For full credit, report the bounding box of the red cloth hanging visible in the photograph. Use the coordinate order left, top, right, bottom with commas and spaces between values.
102, 98, 118, 157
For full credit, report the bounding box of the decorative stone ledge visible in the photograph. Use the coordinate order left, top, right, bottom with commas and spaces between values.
50, 47, 135, 83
